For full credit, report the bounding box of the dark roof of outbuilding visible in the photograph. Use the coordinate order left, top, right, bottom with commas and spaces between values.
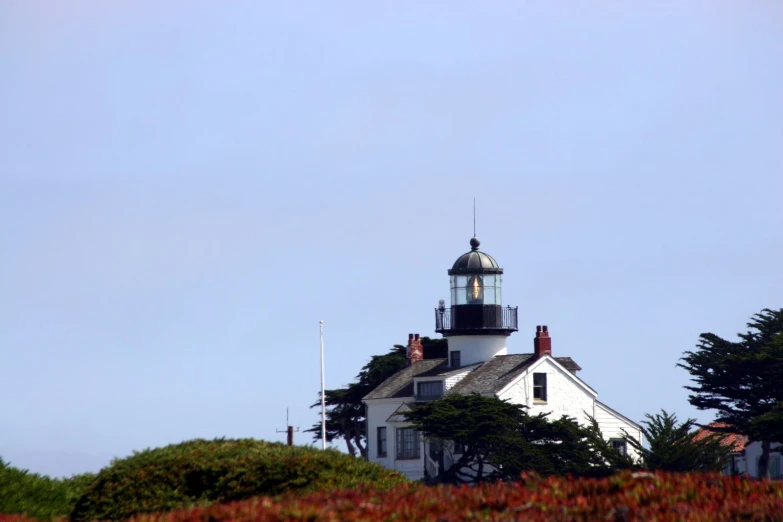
363, 354, 582, 400
363, 359, 448, 400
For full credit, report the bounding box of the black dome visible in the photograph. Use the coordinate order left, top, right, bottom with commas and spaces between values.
448, 237, 503, 275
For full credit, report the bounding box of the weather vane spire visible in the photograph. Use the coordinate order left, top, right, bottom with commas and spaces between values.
473, 198, 476, 238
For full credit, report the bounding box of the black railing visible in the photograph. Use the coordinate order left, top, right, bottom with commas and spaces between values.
434, 305, 518, 334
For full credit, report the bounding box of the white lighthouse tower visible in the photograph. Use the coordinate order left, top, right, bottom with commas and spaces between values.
435, 237, 518, 367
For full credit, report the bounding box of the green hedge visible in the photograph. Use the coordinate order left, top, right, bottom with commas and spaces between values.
69, 438, 407, 521
0, 457, 94, 520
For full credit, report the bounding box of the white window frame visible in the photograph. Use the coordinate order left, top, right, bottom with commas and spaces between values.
533, 372, 547, 402
396, 428, 421, 460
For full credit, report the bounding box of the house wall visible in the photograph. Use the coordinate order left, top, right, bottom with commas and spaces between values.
365, 399, 424, 481
593, 402, 644, 463
366, 401, 399, 467
741, 441, 783, 478
497, 357, 643, 463
446, 335, 507, 367
498, 357, 594, 425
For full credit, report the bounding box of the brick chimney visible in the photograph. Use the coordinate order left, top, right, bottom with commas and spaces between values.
407, 333, 424, 365
534, 325, 552, 357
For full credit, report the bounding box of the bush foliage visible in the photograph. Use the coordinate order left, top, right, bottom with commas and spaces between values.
0, 457, 94, 520
9, 472, 777, 522
69, 438, 406, 522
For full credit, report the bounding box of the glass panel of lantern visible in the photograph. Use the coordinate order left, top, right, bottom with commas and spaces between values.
466, 274, 484, 305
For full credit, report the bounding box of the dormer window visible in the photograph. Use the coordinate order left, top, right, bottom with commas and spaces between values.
417, 381, 444, 400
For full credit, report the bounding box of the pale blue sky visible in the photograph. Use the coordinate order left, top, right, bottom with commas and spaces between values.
1, 1, 781, 477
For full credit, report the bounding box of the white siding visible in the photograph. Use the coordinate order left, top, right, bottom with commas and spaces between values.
366, 401, 400, 468
594, 401, 644, 463
498, 357, 595, 426
365, 399, 424, 481
444, 366, 477, 390
497, 357, 643, 463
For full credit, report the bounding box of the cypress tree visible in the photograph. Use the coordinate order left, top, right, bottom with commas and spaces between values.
678, 308, 783, 478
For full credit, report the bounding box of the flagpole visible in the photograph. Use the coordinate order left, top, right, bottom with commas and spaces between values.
320, 320, 326, 450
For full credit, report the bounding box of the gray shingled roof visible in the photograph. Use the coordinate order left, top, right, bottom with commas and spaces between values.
415, 362, 482, 378
363, 354, 582, 400
554, 357, 582, 373
450, 355, 583, 395
363, 359, 447, 400
448, 354, 534, 394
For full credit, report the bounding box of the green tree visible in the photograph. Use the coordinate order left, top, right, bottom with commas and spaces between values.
306, 337, 446, 457
678, 308, 783, 478
751, 404, 783, 457
751, 334, 783, 449
403, 393, 631, 484
621, 410, 732, 472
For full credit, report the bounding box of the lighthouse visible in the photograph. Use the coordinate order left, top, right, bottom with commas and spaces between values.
435, 237, 518, 367
363, 235, 644, 481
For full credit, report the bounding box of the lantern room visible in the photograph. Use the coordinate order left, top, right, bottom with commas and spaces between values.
449, 240, 503, 306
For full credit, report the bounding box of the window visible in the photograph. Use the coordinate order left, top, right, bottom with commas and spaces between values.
396, 428, 420, 459
417, 381, 444, 399
377, 427, 387, 458
771, 456, 781, 479
760, 455, 782, 478
450, 351, 461, 368
452, 441, 466, 455
533, 373, 547, 402
610, 439, 628, 456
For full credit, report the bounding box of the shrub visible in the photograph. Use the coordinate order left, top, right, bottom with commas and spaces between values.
62, 471, 783, 522
0, 457, 94, 520
69, 438, 406, 521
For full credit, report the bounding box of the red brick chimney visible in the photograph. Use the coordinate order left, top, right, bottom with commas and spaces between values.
407, 333, 423, 365
534, 325, 552, 357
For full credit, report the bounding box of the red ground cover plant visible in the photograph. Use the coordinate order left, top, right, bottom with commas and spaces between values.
3, 471, 783, 521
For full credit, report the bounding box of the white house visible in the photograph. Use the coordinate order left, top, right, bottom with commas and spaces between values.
362, 237, 644, 481
694, 423, 782, 479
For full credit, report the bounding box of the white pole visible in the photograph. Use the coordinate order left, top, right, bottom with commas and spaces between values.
320, 320, 326, 450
